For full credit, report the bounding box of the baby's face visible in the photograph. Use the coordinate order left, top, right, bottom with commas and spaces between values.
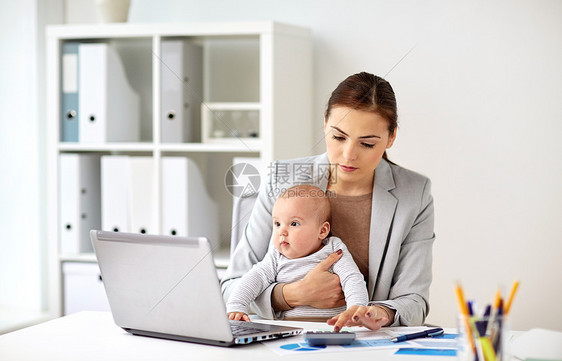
271, 196, 326, 259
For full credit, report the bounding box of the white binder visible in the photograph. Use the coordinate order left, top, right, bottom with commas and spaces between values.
129, 157, 154, 234
160, 40, 202, 143
79, 43, 140, 143
101, 155, 130, 233
161, 157, 219, 248
59, 154, 101, 254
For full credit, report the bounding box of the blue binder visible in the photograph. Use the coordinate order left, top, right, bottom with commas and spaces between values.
61, 42, 79, 142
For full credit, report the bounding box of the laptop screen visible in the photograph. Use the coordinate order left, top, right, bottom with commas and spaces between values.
91, 230, 234, 342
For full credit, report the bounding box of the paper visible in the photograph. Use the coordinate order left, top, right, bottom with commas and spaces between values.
262, 326, 460, 356
511, 328, 562, 361
263, 327, 414, 356
395, 348, 457, 356
409, 333, 458, 349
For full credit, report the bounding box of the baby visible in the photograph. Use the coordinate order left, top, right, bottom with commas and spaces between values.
226, 184, 368, 321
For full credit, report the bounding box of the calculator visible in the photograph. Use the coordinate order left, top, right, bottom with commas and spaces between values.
304, 331, 356, 346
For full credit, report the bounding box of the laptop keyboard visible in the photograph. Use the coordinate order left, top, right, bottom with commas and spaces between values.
229, 321, 266, 336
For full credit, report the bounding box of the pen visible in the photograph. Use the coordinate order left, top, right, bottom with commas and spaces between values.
491, 299, 504, 353
485, 287, 502, 338
390, 328, 444, 342
468, 300, 474, 316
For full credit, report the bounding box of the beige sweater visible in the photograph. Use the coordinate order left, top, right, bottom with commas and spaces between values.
329, 192, 372, 282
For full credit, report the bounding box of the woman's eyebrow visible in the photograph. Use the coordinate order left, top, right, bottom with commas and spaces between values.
330, 126, 381, 139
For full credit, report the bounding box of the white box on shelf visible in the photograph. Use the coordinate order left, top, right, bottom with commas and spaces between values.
201, 102, 261, 148
63, 262, 110, 315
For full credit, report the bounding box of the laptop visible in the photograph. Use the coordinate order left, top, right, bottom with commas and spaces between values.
90, 230, 302, 346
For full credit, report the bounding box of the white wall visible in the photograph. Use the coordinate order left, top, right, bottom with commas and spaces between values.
0, 1, 41, 312
4, 0, 558, 330
127, 0, 562, 330
0, 0, 62, 321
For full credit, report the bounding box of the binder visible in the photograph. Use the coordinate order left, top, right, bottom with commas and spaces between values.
129, 157, 154, 234
160, 40, 202, 143
61, 42, 80, 142
79, 43, 140, 143
161, 157, 219, 248
59, 153, 101, 253
101, 155, 130, 233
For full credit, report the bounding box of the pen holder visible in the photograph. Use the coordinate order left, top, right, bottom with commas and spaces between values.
457, 314, 510, 361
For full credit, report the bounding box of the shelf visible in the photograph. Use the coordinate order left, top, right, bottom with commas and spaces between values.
58, 142, 154, 152
46, 21, 312, 318
46, 22, 311, 40
204, 102, 260, 110
159, 142, 261, 153
58, 142, 261, 153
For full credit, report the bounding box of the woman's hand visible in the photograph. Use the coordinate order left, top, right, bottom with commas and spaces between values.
327, 305, 391, 331
282, 250, 346, 309
228, 312, 251, 322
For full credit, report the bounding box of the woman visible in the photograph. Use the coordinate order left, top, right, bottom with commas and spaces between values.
221, 72, 435, 331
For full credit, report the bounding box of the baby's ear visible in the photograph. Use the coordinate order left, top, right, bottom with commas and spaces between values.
319, 221, 330, 239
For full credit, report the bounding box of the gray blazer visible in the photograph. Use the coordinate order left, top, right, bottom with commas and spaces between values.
221, 153, 435, 326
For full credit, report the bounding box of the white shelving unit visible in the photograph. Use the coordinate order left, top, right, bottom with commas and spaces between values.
46, 22, 312, 318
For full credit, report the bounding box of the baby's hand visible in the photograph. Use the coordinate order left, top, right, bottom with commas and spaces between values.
228, 312, 251, 322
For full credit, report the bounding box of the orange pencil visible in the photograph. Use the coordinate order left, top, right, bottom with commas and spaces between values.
455, 283, 470, 316
493, 287, 502, 309
455, 283, 477, 355
504, 280, 520, 315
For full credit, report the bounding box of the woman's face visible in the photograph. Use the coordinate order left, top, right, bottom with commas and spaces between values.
324, 106, 396, 192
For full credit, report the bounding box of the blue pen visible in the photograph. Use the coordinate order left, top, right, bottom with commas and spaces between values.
483, 304, 491, 318
390, 328, 444, 342
467, 301, 474, 316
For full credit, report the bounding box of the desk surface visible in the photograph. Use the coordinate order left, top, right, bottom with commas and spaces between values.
0, 311, 457, 361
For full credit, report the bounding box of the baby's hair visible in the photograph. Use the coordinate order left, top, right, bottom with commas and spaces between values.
278, 184, 331, 224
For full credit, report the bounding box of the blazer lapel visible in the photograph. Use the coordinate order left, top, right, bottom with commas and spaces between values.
368, 159, 398, 298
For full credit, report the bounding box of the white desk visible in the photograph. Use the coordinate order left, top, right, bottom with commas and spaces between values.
0, 311, 456, 361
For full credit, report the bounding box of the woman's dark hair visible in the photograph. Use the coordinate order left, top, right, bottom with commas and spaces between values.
325, 72, 398, 162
